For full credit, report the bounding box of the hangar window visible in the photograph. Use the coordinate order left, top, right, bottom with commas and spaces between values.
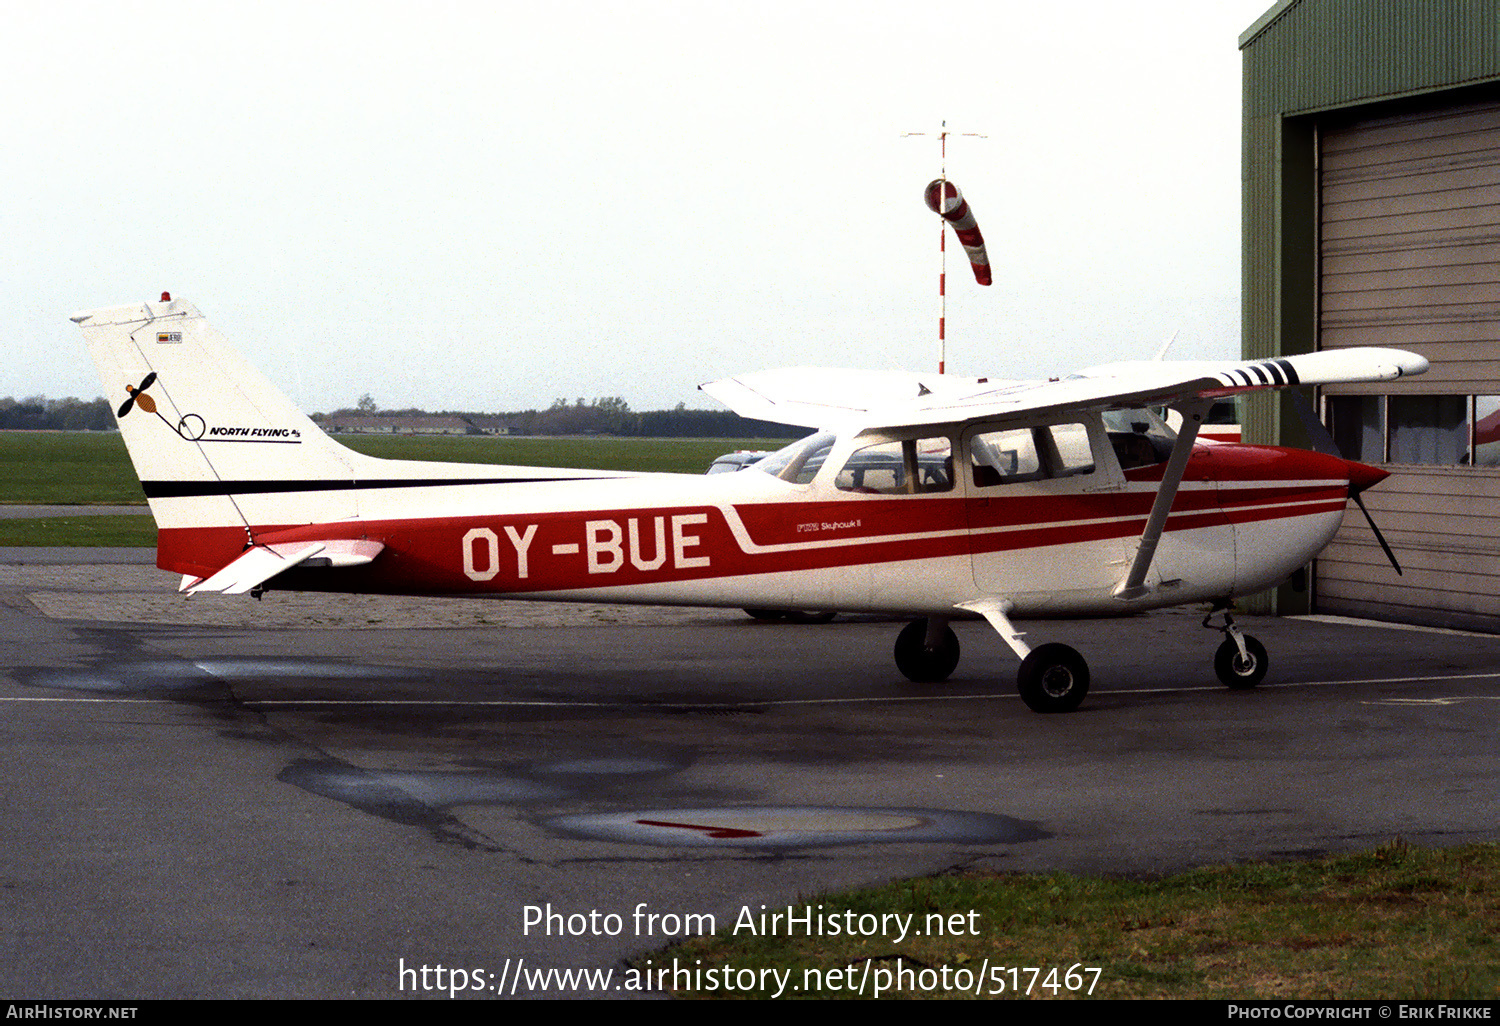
1477, 397, 1500, 468
1329, 396, 1384, 463
1389, 395, 1468, 466
1327, 394, 1500, 468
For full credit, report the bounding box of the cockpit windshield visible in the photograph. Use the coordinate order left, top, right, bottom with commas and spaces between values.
754, 431, 838, 484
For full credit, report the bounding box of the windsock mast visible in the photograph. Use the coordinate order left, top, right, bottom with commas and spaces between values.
902, 120, 988, 374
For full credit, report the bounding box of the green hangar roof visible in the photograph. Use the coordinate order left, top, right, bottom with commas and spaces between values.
1242, 0, 1500, 117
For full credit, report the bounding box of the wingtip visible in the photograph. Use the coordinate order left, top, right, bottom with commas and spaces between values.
1396, 353, 1431, 377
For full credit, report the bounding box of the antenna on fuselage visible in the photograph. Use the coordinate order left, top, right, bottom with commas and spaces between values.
902, 120, 989, 374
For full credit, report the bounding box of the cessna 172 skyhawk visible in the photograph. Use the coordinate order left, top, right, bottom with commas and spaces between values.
75, 294, 1427, 713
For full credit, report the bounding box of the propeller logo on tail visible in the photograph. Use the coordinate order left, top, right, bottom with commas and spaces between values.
116, 372, 206, 440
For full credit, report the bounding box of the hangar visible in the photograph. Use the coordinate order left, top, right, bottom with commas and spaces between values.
1241, 0, 1500, 631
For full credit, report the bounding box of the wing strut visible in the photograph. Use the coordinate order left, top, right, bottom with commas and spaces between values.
1113, 399, 1211, 601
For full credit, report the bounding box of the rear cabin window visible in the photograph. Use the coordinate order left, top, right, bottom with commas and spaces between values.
970, 423, 1095, 487
756, 432, 837, 484
835, 437, 953, 494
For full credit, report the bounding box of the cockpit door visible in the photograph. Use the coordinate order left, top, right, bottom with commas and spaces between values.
963, 417, 1129, 606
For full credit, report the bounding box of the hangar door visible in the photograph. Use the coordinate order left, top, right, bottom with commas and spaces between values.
1317, 93, 1500, 632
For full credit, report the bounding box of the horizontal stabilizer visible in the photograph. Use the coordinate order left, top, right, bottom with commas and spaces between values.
183, 539, 384, 595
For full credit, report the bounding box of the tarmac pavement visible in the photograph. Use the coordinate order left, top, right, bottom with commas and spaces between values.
3, 549, 1498, 998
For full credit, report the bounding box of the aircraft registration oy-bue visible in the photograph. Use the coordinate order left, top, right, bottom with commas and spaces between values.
74, 292, 1425, 714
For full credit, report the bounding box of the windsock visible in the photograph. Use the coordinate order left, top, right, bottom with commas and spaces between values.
923, 179, 992, 286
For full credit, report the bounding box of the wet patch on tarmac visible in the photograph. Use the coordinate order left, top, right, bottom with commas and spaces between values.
542, 806, 1048, 850
16, 656, 407, 697
277, 753, 704, 845
522, 755, 689, 778
278, 758, 567, 851
19, 660, 232, 700
192, 658, 409, 680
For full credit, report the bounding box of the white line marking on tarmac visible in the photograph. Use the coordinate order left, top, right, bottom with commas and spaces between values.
4, 671, 1497, 707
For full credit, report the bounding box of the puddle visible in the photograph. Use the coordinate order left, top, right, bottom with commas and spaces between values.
543, 806, 1048, 849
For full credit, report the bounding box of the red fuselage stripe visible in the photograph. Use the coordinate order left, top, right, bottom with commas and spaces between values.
155, 483, 1348, 595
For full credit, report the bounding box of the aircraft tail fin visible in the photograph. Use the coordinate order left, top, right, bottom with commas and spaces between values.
72, 295, 363, 538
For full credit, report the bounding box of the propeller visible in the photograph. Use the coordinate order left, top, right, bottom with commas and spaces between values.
116, 372, 158, 418
1288, 391, 1402, 576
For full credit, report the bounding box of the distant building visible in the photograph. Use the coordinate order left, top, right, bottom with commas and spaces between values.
321, 415, 476, 436
463, 415, 513, 436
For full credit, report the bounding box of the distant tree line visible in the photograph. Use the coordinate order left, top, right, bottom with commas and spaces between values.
0, 396, 113, 431
2, 392, 803, 439
319, 395, 803, 439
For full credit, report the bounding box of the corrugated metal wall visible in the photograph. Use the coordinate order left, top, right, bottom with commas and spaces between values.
1243, 0, 1500, 120
1320, 99, 1500, 385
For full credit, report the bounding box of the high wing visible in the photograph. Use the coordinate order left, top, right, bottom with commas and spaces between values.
700, 348, 1430, 431
704, 346, 1430, 613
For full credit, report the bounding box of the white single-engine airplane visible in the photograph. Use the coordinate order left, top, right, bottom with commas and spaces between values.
75, 294, 1427, 713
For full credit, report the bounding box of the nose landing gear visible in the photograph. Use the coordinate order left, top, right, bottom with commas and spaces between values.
1204, 606, 1268, 689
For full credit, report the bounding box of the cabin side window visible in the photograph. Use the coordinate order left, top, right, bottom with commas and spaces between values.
970, 423, 1095, 487
835, 436, 953, 494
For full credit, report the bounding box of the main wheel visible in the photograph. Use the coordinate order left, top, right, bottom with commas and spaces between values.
1017, 643, 1090, 713
784, 610, 837, 624
894, 619, 960, 683
1214, 635, 1268, 689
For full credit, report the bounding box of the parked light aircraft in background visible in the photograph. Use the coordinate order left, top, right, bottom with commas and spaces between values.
75, 295, 1427, 713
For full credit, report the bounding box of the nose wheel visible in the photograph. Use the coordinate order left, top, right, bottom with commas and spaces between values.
1204, 608, 1268, 689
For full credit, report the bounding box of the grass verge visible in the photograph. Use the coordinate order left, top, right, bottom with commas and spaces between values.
0, 515, 157, 547
0, 432, 144, 504
637, 839, 1500, 999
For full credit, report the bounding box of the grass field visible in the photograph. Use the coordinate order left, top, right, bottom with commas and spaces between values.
0, 431, 784, 545
0, 514, 157, 547
335, 434, 778, 475
0, 432, 783, 506
0, 432, 145, 505
643, 839, 1500, 1000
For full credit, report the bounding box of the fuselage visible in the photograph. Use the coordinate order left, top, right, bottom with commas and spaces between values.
153, 426, 1373, 619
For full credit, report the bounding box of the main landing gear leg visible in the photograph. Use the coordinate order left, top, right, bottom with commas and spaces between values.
959, 599, 1091, 713
1203, 604, 1268, 689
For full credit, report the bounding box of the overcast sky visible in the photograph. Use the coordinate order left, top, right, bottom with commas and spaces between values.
5, 0, 1275, 414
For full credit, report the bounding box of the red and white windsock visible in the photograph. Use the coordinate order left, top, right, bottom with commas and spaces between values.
923, 179, 992, 286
